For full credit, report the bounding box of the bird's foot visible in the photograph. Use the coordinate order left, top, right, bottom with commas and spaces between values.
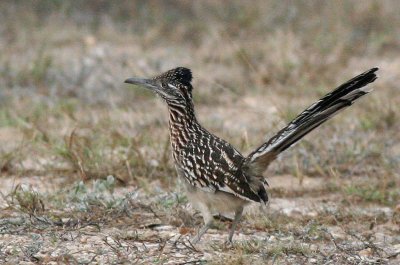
223, 239, 234, 248
190, 235, 201, 245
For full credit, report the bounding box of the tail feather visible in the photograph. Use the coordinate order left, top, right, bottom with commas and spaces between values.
243, 67, 378, 175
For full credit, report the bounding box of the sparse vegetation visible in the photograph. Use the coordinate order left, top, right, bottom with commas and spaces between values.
0, 1, 399, 264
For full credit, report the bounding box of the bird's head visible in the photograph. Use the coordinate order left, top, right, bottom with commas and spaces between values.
124, 67, 193, 104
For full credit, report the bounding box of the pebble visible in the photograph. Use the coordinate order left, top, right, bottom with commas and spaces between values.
358, 248, 372, 257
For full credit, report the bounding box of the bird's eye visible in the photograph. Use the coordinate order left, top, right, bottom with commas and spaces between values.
168, 83, 178, 90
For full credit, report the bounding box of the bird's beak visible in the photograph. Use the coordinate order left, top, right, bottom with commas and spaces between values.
124, 77, 158, 90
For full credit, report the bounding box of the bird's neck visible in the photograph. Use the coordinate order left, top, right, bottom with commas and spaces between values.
167, 100, 199, 154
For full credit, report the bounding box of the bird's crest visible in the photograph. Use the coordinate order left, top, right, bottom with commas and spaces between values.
154, 67, 192, 86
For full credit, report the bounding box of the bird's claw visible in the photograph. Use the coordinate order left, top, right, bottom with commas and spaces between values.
223, 239, 234, 248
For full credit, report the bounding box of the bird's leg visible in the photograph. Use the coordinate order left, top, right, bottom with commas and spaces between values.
191, 204, 214, 244
227, 206, 244, 243
191, 219, 213, 244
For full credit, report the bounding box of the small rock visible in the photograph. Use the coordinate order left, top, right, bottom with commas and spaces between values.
108, 227, 123, 237
393, 243, 400, 252
32, 251, 49, 262
149, 159, 159, 167
122, 230, 138, 240
358, 248, 372, 257
309, 244, 318, 251
327, 226, 347, 240
307, 211, 318, 217
153, 225, 174, 231
309, 258, 317, 263
174, 253, 187, 258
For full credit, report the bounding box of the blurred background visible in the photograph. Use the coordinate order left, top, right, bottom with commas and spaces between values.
1, 1, 399, 263
1, 0, 398, 186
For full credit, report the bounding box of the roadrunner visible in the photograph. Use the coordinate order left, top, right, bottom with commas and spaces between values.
125, 67, 378, 243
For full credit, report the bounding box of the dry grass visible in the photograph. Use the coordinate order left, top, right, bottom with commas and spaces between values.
0, 1, 399, 264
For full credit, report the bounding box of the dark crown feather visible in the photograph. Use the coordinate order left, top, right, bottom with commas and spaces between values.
155, 67, 192, 85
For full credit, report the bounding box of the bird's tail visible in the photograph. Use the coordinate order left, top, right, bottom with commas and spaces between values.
243, 68, 378, 175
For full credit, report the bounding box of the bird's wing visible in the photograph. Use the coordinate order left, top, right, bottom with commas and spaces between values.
177, 137, 268, 203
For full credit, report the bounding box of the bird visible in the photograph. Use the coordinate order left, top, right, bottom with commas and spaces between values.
124, 67, 378, 244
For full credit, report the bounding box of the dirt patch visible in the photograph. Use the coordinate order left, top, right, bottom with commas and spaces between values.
1, 175, 399, 264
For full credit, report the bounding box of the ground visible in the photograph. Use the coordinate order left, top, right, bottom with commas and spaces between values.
0, 1, 399, 264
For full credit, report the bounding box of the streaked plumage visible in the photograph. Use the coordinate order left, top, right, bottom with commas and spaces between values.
125, 67, 378, 243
